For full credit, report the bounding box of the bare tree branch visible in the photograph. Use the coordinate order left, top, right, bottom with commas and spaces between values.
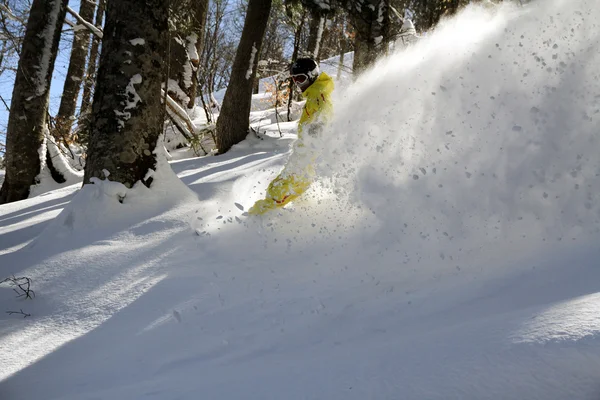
1, 275, 35, 299
6, 309, 31, 318
0, 93, 10, 112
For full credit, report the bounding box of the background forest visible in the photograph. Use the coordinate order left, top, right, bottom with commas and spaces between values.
0, 0, 514, 204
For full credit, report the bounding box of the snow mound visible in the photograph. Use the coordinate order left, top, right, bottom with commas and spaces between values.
34, 145, 198, 241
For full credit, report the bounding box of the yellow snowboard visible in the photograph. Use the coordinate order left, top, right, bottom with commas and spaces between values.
248, 174, 311, 215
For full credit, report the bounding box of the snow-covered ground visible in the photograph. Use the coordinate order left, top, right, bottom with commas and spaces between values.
2, 0, 600, 399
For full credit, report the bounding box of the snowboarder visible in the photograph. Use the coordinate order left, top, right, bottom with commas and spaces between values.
248, 58, 334, 215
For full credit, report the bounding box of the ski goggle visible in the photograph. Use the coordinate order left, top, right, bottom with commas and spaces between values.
291, 74, 309, 84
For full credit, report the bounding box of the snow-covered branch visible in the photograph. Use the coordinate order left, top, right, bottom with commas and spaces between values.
162, 89, 197, 136
66, 5, 103, 39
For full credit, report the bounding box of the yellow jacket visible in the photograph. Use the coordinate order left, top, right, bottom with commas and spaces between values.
298, 72, 334, 136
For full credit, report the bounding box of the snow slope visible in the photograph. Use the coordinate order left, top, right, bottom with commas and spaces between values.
2, 0, 600, 399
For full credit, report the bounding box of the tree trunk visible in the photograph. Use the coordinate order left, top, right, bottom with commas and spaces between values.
0, 0, 69, 204
215, 0, 272, 154
352, 33, 370, 75
350, 0, 390, 75
306, 9, 325, 59
187, 0, 209, 109
83, 0, 168, 188
80, 0, 106, 126
167, 35, 189, 105
168, 0, 208, 110
337, 32, 347, 81
287, 14, 305, 122
54, 0, 96, 141
381, 0, 391, 56
200, 0, 225, 113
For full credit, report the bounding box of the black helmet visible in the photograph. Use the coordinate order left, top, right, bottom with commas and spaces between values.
290, 58, 319, 91
290, 58, 320, 81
